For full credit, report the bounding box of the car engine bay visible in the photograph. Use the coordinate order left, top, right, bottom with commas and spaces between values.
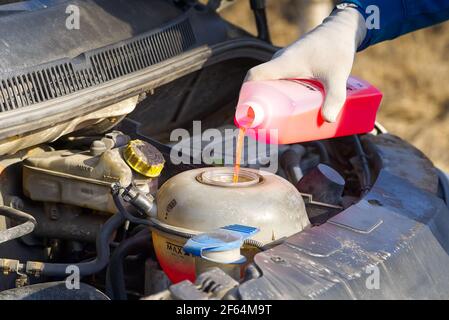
0, 111, 385, 299
0, 0, 449, 300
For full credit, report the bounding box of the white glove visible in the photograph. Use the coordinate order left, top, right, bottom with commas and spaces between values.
245, 6, 367, 122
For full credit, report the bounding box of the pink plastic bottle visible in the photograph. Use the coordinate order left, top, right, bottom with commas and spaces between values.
234, 77, 383, 144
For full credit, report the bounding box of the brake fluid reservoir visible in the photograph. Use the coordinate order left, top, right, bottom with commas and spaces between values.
152, 167, 310, 283
22, 139, 164, 214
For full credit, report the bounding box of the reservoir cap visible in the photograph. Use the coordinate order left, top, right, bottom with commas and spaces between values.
183, 225, 259, 264
124, 140, 165, 178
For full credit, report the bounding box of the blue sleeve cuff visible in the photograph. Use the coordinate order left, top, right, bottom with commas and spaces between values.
339, 0, 449, 51
338, 0, 407, 51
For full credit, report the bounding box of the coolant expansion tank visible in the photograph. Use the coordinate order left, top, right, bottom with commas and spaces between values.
153, 167, 310, 283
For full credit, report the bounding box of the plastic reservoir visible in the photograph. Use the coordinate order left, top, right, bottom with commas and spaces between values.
152, 167, 310, 283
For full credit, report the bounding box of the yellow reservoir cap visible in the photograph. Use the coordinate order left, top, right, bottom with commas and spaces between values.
124, 139, 165, 178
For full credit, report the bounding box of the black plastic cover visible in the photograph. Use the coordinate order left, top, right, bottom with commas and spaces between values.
0, 0, 231, 113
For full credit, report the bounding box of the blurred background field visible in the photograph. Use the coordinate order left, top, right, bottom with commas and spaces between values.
221, 0, 449, 171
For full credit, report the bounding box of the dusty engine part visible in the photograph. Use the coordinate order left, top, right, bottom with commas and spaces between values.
143, 267, 239, 300
32, 203, 108, 243
297, 163, 345, 205
25, 210, 127, 278
153, 167, 310, 283
23, 149, 132, 214
22, 137, 163, 214
144, 259, 172, 296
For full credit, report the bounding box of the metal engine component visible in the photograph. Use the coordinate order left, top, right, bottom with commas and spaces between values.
32, 203, 107, 243
143, 267, 239, 300
118, 186, 156, 218
22, 137, 162, 214
152, 167, 310, 283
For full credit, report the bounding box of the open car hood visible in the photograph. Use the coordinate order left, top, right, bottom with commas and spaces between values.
0, 0, 273, 155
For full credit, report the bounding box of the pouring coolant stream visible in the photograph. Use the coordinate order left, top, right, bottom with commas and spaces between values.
233, 76, 383, 147
233, 126, 247, 183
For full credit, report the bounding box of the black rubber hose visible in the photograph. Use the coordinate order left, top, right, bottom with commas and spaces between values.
250, 0, 271, 43
280, 146, 306, 185
353, 135, 371, 195
309, 141, 330, 165
0, 206, 37, 244
38, 211, 126, 277
105, 229, 152, 300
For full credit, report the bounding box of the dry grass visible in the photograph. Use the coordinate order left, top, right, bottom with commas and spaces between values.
221, 1, 449, 171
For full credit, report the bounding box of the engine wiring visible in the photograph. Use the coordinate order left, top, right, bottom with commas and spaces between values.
353, 135, 372, 195
0, 206, 36, 245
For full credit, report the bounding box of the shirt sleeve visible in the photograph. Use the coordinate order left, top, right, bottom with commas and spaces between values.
341, 0, 449, 50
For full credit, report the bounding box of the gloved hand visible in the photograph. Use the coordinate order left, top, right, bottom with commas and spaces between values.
245, 6, 367, 122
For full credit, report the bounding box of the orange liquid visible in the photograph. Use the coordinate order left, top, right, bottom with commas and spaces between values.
233, 126, 246, 183
233, 108, 255, 183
